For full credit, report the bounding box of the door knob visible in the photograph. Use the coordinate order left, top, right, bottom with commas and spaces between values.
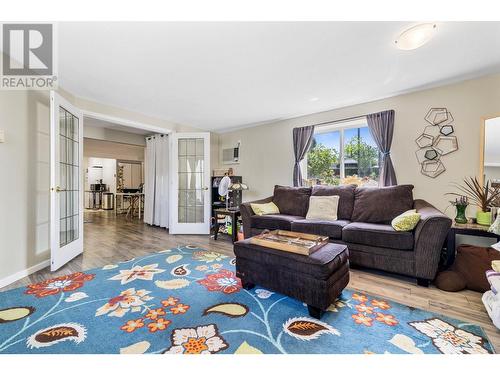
52, 186, 66, 192
203, 187, 209, 191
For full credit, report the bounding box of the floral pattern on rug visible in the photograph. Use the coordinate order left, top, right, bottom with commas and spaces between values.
24, 272, 95, 298
164, 324, 228, 354
409, 318, 491, 354
0, 246, 495, 354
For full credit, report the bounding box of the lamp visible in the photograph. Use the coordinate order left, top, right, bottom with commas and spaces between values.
395, 23, 437, 51
229, 182, 248, 191
229, 182, 249, 209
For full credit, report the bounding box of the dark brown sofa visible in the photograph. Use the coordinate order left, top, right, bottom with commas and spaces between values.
240, 184, 452, 286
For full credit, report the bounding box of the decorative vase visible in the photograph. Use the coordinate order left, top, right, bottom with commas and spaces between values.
476, 210, 492, 226
454, 204, 468, 224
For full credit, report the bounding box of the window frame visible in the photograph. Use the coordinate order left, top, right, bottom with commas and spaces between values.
305, 117, 380, 184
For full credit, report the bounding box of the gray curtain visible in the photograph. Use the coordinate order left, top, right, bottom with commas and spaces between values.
293, 125, 315, 187
366, 110, 397, 186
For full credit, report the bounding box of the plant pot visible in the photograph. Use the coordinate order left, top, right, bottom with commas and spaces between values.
454, 204, 468, 224
476, 210, 492, 226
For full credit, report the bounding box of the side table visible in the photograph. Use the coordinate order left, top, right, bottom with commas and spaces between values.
445, 222, 500, 267
213, 207, 241, 243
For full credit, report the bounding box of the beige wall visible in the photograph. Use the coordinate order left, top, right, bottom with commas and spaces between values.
83, 138, 145, 161
0, 90, 51, 285
84, 125, 146, 146
218, 73, 500, 217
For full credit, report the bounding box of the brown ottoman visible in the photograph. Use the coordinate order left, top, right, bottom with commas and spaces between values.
234, 239, 349, 319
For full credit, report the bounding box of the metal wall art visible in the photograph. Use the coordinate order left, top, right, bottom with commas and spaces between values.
415, 108, 459, 178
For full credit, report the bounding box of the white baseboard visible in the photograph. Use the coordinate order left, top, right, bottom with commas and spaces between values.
0, 260, 50, 289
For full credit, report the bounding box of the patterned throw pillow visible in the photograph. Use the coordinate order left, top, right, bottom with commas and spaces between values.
391, 209, 421, 231
306, 195, 340, 221
250, 202, 280, 216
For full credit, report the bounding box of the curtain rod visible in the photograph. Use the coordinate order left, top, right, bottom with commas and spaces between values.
311, 114, 369, 128
308, 110, 392, 128
146, 134, 167, 140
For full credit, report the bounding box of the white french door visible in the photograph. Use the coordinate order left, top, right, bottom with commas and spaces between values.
50, 91, 84, 271
169, 132, 211, 234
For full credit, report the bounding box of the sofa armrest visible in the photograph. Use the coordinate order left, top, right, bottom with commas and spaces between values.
413, 199, 452, 280
240, 196, 274, 238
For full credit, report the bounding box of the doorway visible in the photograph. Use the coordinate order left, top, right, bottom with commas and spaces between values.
82, 117, 151, 235
49, 92, 211, 271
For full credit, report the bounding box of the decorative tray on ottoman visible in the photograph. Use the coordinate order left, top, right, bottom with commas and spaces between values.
249, 229, 328, 256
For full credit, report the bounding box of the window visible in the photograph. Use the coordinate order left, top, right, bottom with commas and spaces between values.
306, 118, 380, 186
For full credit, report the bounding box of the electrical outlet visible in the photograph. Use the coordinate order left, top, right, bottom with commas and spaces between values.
0, 130, 4, 143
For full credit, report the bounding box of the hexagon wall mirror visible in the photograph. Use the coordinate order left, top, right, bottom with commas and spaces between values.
433, 135, 458, 155
440, 125, 454, 136
424, 149, 439, 160
415, 147, 441, 164
415, 134, 434, 148
424, 108, 454, 126
416, 108, 458, 178
421, 159, 446, 178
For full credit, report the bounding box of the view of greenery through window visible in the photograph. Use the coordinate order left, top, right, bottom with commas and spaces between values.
306, 125, 380, 186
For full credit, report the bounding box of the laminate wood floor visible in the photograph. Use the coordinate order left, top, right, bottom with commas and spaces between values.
3, 210, 499, 352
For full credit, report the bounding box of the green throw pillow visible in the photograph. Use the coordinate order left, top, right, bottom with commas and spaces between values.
250, 202, 280, 216
391, 209, 421, 232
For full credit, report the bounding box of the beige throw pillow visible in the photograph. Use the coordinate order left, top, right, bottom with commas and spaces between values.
306, 195, 339, 221
250, 202, 280, 216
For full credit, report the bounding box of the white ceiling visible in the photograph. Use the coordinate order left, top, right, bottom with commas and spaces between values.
58, 22, 500, 132
84, 116, 152, 135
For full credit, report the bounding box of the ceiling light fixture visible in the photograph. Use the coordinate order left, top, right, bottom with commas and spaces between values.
395, 23, 437, 51
309, 97, 320, 102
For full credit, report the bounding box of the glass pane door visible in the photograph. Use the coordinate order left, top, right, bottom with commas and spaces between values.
178, 138, 205, 223
59, 107, 80, 246
50, 91, 84, 271
169, 132, 211, 235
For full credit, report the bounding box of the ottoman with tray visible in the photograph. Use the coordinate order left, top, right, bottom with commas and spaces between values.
234, 238, 349, 319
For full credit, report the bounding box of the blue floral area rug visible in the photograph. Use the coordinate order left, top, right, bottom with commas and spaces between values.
0, 246, 495, 354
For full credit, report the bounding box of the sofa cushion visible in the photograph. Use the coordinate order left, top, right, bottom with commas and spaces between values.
234, 239, 349, 280
306, 195, 339, 221
272, 185, 311, 217
291, 219, 350, 239
311, 184, 356, 220
250, 201, 280, 216
250, 214, 304, 231
351, 184, 414, 223
342, 222, 414, 250
391, 209, 421, 231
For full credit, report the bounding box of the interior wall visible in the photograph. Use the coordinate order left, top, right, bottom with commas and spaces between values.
218, 72, 500, 216
0, 90, 51, 286
83, 138, 145, 161
84, 125, 146, 146
84, 157, 117, 194
119, 162, 143, 189
211, 132, 220, 171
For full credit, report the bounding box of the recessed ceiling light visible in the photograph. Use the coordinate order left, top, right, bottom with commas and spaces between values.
309, 97, 320, 102
395, 23, 437, 51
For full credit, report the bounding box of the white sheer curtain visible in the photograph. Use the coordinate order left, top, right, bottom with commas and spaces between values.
144, 134, 169, 228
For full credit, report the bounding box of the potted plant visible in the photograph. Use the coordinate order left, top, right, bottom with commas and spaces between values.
449, 196, 468, 224
448, 177, 500, 226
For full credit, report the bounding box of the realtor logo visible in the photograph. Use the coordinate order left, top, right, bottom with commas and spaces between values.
1, 23, 57, 89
